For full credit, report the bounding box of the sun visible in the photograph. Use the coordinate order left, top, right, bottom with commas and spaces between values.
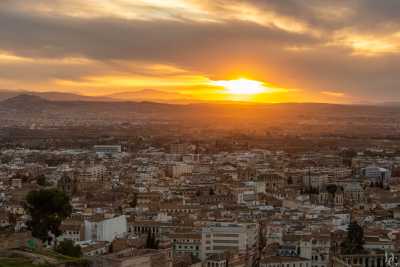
211, 78, 267, 95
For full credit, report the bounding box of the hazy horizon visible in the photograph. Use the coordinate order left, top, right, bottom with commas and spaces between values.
0, 88, 391, 106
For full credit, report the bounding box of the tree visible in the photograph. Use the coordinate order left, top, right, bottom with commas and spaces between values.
56, 240, 82, 258
341, 149, 357, 167
304, 187, 318, 195
145, 231, 159, 249
341, 221, 365, 254
129, 193, 137, 208
209, 188, 215, 196
36, 175, 47, 186
145, 231, 153, 248
258, 227, 266, 253
24, 189, 72, 243
326, 184, 338, 195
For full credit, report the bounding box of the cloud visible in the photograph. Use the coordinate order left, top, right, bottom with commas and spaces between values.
322, 91, 345, 97
0, 0, 400, 102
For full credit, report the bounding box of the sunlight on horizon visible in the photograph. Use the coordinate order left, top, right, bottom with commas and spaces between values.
210, 78, 269, 95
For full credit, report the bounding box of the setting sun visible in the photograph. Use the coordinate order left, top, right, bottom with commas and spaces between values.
211, 78, 268, 95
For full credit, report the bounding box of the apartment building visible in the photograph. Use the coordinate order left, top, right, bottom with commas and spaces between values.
200, 222, 258, 260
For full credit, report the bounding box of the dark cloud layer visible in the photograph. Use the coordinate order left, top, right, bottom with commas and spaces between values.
0, 7, 316, 60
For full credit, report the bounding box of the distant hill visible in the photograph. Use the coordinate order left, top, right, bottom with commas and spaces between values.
0, 93, 185, 115
32, 91, 114, 102
105, 89, 196, 103
1, 94, 52, 112
3, 94, 49, 105
0, 90, 114, 102
2, 93, 400, 134
380, 101, 400, 107
0, 89, 197, 103
2, 93, 399, 125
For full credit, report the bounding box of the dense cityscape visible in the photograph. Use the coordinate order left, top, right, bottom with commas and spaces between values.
0, 95, 400, 266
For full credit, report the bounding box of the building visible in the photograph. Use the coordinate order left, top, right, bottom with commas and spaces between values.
169, 232, 201, 258
11, 178, 22, 188
332, 252, 400, 267
205, 253, 227, 267
84, 215, 128, 242
57, 173, 76, 196
170, 143, 187, 154
59, 219, 85, 242
128, 219, 173, 238
361, 166, 391, 187
310, 234, 331, 267
343, 180, 366, 206
303, 173, 329, 191
167, 163, 193, 178
317, 185, 344, 208
200, 222, 258, 261
80, 165, 108, 182
94, 145, 122, 156
260, 256, 311, 267
80, 241, 109, 256
90, 248, 173, 267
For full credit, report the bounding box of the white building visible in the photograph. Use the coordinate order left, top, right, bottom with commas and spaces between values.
362, 166, 391, 186
84, 215, 127, 242
255, 179, 266, 194
237, 190, 257, 205
94, 145, 122, 156
168, 163, 193, 178
200, 222, 258, 260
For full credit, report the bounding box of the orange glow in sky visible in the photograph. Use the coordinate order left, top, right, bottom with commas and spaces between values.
1, 1, 400, 104
211, 78, 268, 95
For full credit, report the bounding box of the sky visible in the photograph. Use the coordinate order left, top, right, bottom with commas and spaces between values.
1, 0, 400, 104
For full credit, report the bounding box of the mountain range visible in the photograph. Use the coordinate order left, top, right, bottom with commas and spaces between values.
1, 89, 399, 107
1, 94, 400, 138
0, 89, 196, 104
1, 93, 399, 118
